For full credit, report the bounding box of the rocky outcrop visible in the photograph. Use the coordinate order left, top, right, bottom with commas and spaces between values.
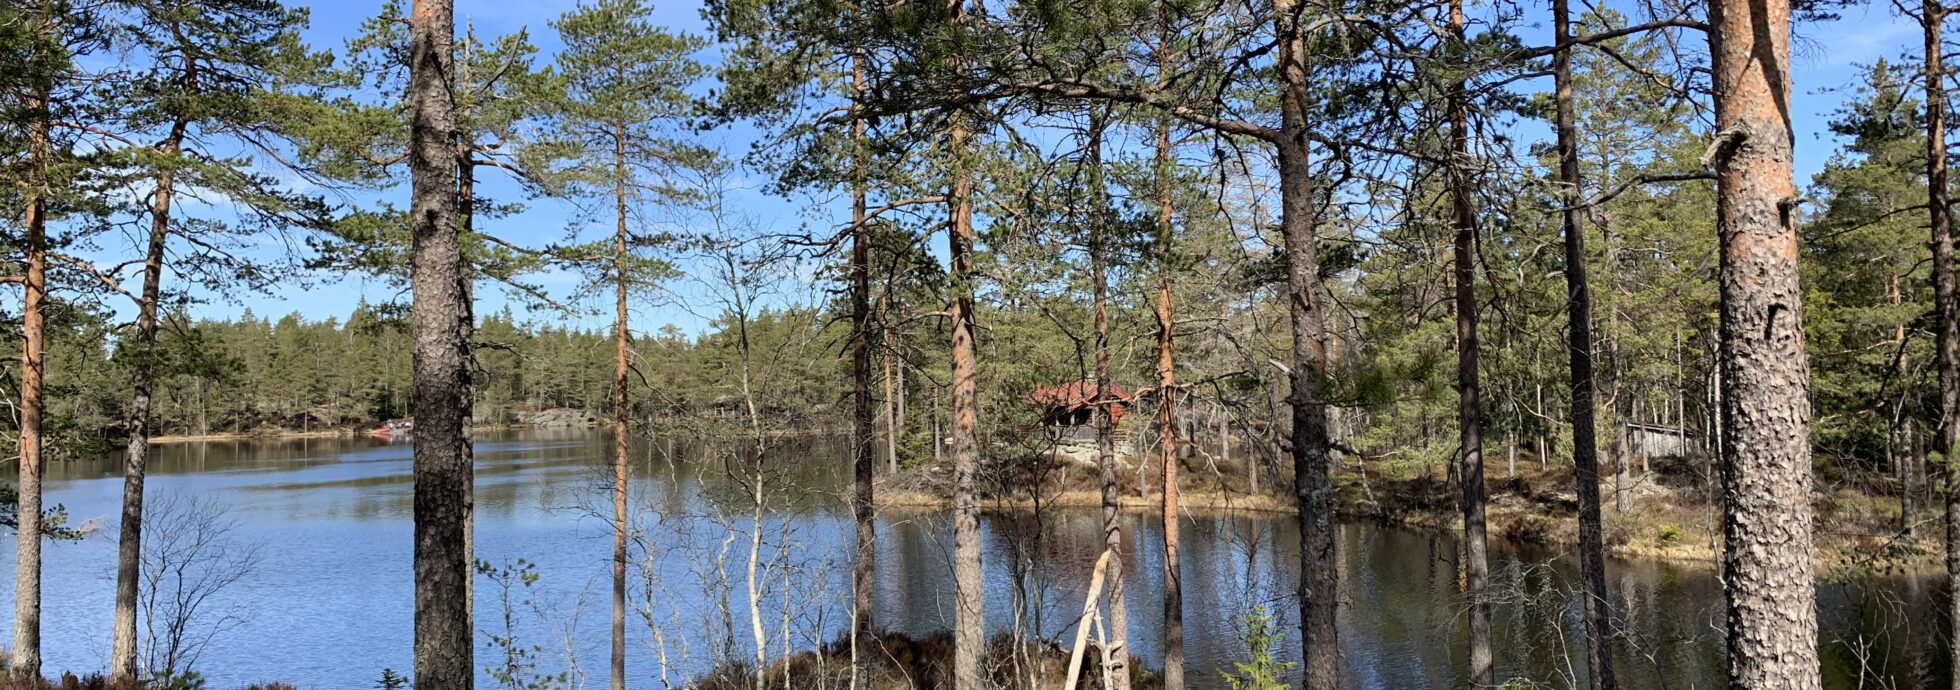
519, 408, 600, 429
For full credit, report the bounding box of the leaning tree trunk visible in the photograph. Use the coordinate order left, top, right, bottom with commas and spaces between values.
11, 83, 50, 680
1275, 1, 1340, 685
1446, 0, 1492, 681
849, 30, 879, 688
610, 129, 632, 690
111, 118, 185, 682
1708, 0, 1821, 686
945, 1, 984, 682
1551, 0, 1618, 687
1086, 111, 1130, 690
1921, 1, 1960, 686
409, 1, 473, 689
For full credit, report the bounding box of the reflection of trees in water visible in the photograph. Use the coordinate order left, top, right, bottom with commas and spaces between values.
94, 433, 1957, 689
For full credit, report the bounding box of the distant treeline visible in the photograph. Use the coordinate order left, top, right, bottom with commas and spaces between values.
21, 302, 845, 450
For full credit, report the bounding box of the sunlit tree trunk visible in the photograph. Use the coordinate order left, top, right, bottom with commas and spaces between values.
11, 77, 50, 681
945, 1, 984, 683
1151, 12, 1185, 688
610, 128, 631, 690
409, 1, 474, 688
1708, 0, 1821, 685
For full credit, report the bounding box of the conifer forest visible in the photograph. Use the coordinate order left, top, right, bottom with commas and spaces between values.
1, 0, 1957, 688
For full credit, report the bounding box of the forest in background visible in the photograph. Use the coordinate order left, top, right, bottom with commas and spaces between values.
3, 0, 1953, 686
12, 51, 1941, 503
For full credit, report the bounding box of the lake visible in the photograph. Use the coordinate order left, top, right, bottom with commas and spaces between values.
0, 429, 1944, 688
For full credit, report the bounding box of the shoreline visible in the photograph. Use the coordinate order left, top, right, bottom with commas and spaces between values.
135, 429, 1927, 575
145, 424, 522, 444
877, 486, 1930, 575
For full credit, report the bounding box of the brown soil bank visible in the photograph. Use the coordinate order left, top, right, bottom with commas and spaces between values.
687, 631, 1158, 690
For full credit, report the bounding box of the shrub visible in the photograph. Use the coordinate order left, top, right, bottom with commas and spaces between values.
1220, 605, 1294, 690
373, 669, 409, 690
1656, 522, 1683, 546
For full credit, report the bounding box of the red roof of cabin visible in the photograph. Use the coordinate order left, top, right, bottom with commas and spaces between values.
1024, 380, 1135, 425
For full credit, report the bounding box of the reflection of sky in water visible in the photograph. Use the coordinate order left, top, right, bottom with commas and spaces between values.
1, 429, 1945, 689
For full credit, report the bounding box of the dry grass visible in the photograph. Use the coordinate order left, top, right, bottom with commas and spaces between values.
686, 631, 1159, 690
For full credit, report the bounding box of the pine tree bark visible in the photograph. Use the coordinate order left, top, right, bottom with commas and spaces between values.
1551, 0, 1617, 684
1921, 1, 1960, 686
409, 1, 473, 689
610, 129, 631, 690
1275, 1, 1340, 685
849, 33, 880, 689
945, 1, 984, 683
10, 78, 50, 680
111, 118, 185, 682
1153, 75, 1185, 690
1708, 0, 1821, 685
1144, 11, 1186, 683
1086, 111, 1130, 690
1446, 0, 1491, 681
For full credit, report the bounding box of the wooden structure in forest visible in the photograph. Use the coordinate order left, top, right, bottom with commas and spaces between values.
1024, 379, 1135, 445
1625, 422, 1693, 458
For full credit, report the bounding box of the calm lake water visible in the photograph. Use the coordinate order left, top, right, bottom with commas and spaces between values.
0, 429, 1946, 688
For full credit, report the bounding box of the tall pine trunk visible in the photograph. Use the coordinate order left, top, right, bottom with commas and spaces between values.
1275, 1, 1340, 684
409, 2, 473, 689
1086, 111, 1130, 690
1921, 1, 1960, 686
1708, 0, 1821, 685
11, 77, 50, 680
1446, 0, 1491, 681
610, 130, 631, 690
1154, 79, 1185, 690
110, 118, 185, 682
849, 32, 879, 688
946, 1, 984, 682
1551, 0, 1618, 684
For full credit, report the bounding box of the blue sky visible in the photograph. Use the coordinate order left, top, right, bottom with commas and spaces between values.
155, 0, 1919, 336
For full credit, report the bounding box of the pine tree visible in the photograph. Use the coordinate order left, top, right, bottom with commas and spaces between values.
405, 2, 473, 689
1707, 0, 1821, 685
102, 2, 330, 675
544, 4, 705, 686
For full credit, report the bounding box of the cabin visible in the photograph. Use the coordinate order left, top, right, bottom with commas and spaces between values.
1625, 422, 1693, 458
1024, 379, 1135, 446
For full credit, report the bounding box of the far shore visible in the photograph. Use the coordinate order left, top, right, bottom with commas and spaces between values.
145, 424, 518, 444
135, 427, 1934, 576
